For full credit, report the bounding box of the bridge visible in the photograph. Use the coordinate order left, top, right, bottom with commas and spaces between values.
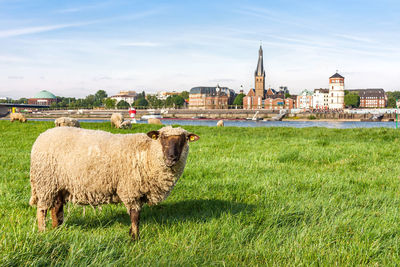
0, 103, 49, 118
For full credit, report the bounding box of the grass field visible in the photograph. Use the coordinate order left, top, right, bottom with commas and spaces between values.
1, 120, 400, 265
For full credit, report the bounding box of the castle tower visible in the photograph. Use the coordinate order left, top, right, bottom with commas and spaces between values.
254, 45, 265, 98
328, 72, 345, 109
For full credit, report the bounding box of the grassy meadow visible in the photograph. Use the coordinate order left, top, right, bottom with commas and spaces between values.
2, 120, 400, 265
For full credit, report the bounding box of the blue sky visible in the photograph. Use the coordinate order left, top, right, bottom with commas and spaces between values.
0, 0, 399, 98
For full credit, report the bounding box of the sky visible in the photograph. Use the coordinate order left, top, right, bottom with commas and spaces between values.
0, 0, 399, 99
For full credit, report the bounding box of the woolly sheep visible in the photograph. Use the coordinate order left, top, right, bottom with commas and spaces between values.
216, 120, 224, 127
119, 120, 132, 129
110, 113, 123, 128
54, 117, 80, 128
147, 118, 162, 125
10, 113, 27, 123
29, 126, 199, 239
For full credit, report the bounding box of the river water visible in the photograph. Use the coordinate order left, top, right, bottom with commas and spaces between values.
27, 118, 399, 129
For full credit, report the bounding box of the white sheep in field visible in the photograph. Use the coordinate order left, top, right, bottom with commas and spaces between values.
54, 117, 80, 128
110, 113, 123, 128
216, 120, 224, 127
29, 126, 199, 239
119, 120, 132, 129
10, 113, 27, 123
147, 118, 162, 125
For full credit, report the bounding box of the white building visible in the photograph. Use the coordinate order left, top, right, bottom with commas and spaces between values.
156, 91, 180, 100
328, 72, 345, 109
110, 91, 137, 105
296, 89, 313, 109
313, 88, 329, 109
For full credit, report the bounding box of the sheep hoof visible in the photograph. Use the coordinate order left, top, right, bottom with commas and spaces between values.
129, 228, 139, 241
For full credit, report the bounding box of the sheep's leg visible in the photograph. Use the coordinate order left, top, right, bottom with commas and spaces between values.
37, 207, 47, 231
129, 208, 141, 240
51, 193, 64, 228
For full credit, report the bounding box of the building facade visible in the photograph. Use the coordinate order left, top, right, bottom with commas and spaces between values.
110, 91, 137, 106
244, 46, 266, 109
28, 90, 57, 106
313, 88, 329, 109
189, 85, 235, 109
296, 89, 313, 109
348, 89, 387, 108
328, 72, 345, 109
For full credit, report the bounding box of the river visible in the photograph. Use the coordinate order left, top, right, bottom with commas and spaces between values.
24, 118, 400, 129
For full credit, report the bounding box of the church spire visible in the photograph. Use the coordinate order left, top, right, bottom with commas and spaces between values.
255, 45, 265, 77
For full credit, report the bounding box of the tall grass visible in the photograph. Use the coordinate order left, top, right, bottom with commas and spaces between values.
1, 120, 400, 265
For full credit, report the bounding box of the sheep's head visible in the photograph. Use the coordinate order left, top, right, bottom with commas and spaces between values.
147, 126, 199, 167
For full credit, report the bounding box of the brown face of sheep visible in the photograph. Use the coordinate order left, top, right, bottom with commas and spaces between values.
147, 131, 199, 167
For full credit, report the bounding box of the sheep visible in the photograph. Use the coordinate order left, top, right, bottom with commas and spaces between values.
29, 126, 199, 239
216, 120, 224, 127
54, 117, 80, 128
110, 113, 123, 128
119, 120, 132, 129
10, 113, 27, 123
147, 118, 162, 125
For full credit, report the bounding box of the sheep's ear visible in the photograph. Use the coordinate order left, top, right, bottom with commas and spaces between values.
147, 131, 160, 140
187, 134, 200, 142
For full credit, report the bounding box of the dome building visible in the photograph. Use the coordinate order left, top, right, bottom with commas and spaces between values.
28, 90, 57, 106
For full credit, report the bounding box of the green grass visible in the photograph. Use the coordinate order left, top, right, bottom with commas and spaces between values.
1, 120, 400, 265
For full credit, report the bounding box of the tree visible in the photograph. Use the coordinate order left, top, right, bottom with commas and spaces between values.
284, 93, 291, 98
180, 91, 189, 100
116, 100, 130, 109
344, 93, 360, 108
147, 95, 164, 108
166, 95, 185, 108
104, 98, 116, 109
134, 98, 148, 108
95, 90, 108, 101
386, 91, 400, 108
233, 93, 245, 106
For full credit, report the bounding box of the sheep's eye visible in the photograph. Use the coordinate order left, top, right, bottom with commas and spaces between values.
152, 134, 157, 140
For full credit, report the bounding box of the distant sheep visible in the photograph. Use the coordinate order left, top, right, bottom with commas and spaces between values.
110, 113, 123, 128
10, 113, 27, 123
29, 126, 199, 239
54, 117, 80, 128
120, 120, 132, 129
147, 118, 162, 125
217, 120, 224, 127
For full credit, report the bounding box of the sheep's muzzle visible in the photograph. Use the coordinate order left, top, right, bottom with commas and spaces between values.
160, 134, 187, 167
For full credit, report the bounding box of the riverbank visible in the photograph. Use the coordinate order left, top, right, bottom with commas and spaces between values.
7, 108, 398, 122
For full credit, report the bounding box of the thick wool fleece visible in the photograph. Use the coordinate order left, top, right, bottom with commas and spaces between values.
30, 126, 189, 212
54, 117, 80, 127
110, 113, 123, 128
147, 118, 162, 125
10, 113, 27, 122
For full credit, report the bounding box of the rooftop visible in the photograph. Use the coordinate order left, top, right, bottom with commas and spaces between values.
32, 90, 56, 99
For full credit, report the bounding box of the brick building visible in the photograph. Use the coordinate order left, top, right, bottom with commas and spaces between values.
348, 89, 387, 108
243, 45, 292, 110
189, 85, 235, 109
28, 90, 57, 106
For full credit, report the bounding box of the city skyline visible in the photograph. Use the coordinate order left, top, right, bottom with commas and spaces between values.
1, 0, 399, 99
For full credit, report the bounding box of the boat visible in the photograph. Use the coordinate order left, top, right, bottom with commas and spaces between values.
360, 114, 384, 122
141, 114, 163, 120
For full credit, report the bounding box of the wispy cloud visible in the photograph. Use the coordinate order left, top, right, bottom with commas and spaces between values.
56, 2, 110, 13
333, 34, 375, 44
8, 76, 24, 80
120, 42, 163, 47
0, 22, 90, 38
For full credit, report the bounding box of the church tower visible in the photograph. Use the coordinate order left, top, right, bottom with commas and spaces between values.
255, 45, 265, 98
